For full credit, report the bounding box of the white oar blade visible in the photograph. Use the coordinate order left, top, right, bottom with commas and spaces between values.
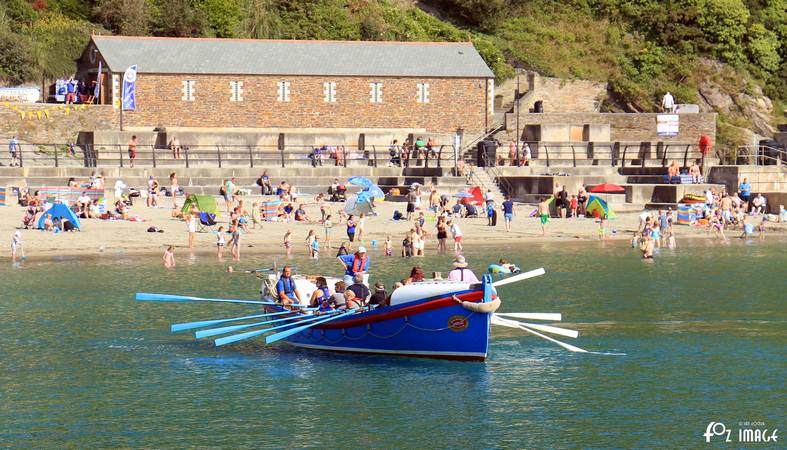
496, 312, 562, 321
492, 315, 578, 338
492, 268, 546, 287
517, 322, 578, 339
494, 316, 588, 353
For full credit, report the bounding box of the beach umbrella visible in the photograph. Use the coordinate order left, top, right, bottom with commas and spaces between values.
586, 195, 616, 219
347, 176, 374, 189
588, 183, 625, 193
453, 192, 473, 198
365, 184, 385, 199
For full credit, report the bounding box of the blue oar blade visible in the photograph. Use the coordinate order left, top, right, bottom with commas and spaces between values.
170, 309, 306, 332
264, 310, 355, 345
214, 313, 329, 347
196, 313, 308, 339
136, 292, 310, 307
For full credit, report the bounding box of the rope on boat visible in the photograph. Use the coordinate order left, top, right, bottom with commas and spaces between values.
459, 298, 501, 313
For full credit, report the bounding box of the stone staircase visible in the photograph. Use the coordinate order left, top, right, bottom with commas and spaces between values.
468, 168, 506, 200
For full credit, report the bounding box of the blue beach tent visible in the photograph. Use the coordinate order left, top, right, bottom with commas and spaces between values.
38, 203, 81, 230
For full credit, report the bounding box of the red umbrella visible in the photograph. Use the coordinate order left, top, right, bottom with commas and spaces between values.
589, 183, 625, 193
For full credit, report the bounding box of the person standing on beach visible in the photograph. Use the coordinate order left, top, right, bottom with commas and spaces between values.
169, 172, 179, 206
216, 226, 226, 259
163, 246, 175, 268
127, 135, 137, 168
448, 219, 463, 252
501, 196, 514, 232
229, 224, 241, 260
406, 189, 416, 220
186, 210, 197, 248
11, 231, 22, 262
537, 197, 550, 235
346, 215, 357, 242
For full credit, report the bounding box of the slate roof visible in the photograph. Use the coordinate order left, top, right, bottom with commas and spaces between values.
90, 36, 495, 78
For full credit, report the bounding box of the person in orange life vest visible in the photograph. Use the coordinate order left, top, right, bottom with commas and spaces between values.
337, 246, 370, 285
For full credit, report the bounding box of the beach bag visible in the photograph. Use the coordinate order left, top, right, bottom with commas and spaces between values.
393, 210, 403, 220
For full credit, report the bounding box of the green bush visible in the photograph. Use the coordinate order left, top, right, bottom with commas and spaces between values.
0, 31, 37, 85
746, 23, 781, 73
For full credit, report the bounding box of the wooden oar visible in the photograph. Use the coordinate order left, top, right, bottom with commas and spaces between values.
264, 309, 357, 345
171, 309, 309, 332
136, 292, 309, 307
493, 315, 588, 353
196, 313, 311, 339
491, 268, 546, 287
491, 314, 578, 338
214, 311, 341, 347
495, 312, 562, 321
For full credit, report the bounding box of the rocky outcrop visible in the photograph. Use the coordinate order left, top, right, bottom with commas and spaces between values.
695, 59, 775, 139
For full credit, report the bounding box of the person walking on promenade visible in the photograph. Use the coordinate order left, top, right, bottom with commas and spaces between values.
127, 135, 138, 168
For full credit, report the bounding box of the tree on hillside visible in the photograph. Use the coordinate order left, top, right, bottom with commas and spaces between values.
93, 0, 151, 35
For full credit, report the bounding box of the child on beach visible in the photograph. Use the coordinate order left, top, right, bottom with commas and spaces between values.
163, 246, 175, 268
251, 202, 261, 229
384, 236, 393, 256
323, 215, 333, 249
448, 220, 463, 252
401, 233, 412, 257
356, 213, 365, 242
283, 230, 293, 255
598, 216, 606, 241
11, 231, 22, 262
216, 226, 225, 259
306, 229, 316, 257
570, 195, 578, 219
311, 236, 320, 259
758, 217, 766, 240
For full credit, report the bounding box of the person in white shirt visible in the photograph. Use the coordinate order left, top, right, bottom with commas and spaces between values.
77, 192, 91, 217
447, 255, 479, 283
661, 92, 675, 113
448, 219, 463, 252
114, 180, 127, 201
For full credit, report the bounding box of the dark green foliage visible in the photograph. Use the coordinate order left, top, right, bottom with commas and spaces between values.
0, 31, 37, 85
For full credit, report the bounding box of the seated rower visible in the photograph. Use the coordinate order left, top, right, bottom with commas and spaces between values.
276, 265, 302, 307
403, 266, 424, 284
448, 255, 480, 283
347, 273, 370, 302
368, 281, 388, 307
337, 246, 369, 286
331, 281, 347, 309
344, 290, 364, 309
309, 277, 334, 312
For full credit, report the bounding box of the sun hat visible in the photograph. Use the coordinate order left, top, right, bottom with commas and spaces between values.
453, 255, 468, 268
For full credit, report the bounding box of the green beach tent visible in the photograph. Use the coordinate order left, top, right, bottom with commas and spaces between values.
586, 195, 616, 219
181, 194, 219, 217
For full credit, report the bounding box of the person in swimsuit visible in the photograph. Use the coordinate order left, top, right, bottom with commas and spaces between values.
537, 197, 550, 235
384, 236, 393, 256
346, 215, 356, 242
163, 246, 175, 268
436, 216, 448, 253
216, 226, 225, 259
283, 230, 293, 255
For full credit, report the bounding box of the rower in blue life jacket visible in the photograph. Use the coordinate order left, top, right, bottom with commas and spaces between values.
276, 265, 302, 306
309, 277, 334, 312
337, 246, 370, 285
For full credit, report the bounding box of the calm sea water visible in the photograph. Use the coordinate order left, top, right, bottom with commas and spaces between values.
1, 240, 784, 448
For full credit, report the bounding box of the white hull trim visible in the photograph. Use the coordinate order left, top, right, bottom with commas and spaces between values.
285, 342, 487, 359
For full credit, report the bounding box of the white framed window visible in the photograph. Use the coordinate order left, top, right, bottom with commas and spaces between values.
417, 82, 430, 103
230, 81, 244, 102
323, 82, 337, 103
182, 80, 196, 101
277, 81, 290, 102
369, 82, 383, 103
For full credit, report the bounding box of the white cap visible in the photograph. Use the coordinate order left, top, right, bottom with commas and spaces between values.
358, 246, 367, 253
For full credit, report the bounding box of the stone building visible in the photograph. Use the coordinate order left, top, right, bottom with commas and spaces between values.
77, 35, 495, 137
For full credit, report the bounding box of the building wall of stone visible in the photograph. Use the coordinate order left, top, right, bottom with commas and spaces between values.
0, 103, 117, 143
111, 73, 488, 135
506, 112, 717, 145
519, 72, 607, 113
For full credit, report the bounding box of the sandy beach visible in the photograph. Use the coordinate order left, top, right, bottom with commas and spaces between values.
4, 193, 786, 261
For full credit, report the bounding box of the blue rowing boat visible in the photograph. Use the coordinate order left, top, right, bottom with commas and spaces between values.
136, 267, 590, 360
